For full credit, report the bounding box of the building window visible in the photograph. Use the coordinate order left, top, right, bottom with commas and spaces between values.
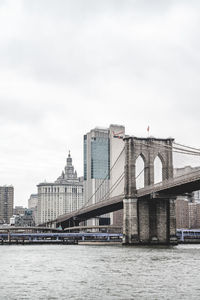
72, 187, 77, 194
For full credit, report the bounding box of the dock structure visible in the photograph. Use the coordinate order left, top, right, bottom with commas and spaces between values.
0, 226, 122, 244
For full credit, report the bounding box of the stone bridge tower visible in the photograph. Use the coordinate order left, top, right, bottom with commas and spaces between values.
123, 136, 177, 245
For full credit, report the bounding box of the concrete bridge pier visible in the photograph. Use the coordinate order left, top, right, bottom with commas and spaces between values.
123, 197, 177, 245
123, 198, 139, 244
169, 198, 177, 244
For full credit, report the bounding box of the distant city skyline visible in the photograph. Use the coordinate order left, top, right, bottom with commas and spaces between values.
0, 0, 200, 206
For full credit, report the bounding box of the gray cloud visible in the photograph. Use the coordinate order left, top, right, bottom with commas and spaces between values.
0, 0, 200, 206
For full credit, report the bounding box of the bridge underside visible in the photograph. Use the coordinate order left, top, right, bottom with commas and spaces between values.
57, 201, 123, 229
123, 197, 177, 245
54, 174, 200, 232
57, 195, 177, 245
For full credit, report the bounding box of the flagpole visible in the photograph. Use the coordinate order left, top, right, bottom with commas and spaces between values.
147, 126, 150, 137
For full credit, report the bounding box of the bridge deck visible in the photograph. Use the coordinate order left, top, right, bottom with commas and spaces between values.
45, 170, 200, 227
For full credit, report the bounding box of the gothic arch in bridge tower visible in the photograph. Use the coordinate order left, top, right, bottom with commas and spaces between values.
154, 155, 163, 184
124, 137, 174, 196
135, 154, 145, 189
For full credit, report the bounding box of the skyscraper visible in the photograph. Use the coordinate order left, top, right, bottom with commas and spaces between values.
0, 186, 14, 224
83, 124, 125, 226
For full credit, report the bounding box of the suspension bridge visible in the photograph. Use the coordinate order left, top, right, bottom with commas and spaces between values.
42, 136, 200, 245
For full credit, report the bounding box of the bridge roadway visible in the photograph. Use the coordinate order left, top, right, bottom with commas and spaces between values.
51, 169, 200, 228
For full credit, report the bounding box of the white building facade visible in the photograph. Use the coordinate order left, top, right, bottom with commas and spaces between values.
109, 124, 125, 225
37, 153, 84, 225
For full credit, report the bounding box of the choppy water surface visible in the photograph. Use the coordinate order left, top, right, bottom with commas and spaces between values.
0, 244, 200, 299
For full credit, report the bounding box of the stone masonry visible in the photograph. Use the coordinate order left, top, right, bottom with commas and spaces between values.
123, 136, 177, 245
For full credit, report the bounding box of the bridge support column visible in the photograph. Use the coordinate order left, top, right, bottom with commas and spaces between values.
123, 197, 177, 245
123, 198, 139, 245
138, 199, 149, 242
153, 198, 177, 245
169, 198, 177, 244
148, 198, 177, 245
154, 199, 168, 243
149, 200, 158, 242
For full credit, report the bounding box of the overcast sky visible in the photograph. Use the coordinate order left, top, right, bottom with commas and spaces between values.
0, 0, 200, 207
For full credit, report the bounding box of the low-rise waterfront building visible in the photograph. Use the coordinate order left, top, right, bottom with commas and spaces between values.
10, 209, 35, 227
14, 206, 26, 216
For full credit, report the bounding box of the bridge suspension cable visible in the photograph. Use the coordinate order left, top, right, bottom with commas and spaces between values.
82, 140, 200, 209
83, 139, 197, 209
101, 172, 125, 202
71, 140, 200, 211
136, 167, 145, 179
139, 141, 200, 156
133, 140, 200, 185
81, 146, 125, 209
174, 142, 200, 152
100, 166, 146, 203
81, 140, 200, 208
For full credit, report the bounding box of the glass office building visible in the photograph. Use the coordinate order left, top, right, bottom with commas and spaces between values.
83, 125, 125, 226
83, 128, 110, 225
84, 130, 110, 182
91, 137, 110, 179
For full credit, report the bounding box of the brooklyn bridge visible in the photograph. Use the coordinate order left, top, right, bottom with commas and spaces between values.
42, 136, 200, 245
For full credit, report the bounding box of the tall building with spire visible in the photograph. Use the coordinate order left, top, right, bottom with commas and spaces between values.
37, 152, 83, 225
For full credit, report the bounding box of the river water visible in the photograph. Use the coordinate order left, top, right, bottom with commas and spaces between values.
0, 244, 200, 299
